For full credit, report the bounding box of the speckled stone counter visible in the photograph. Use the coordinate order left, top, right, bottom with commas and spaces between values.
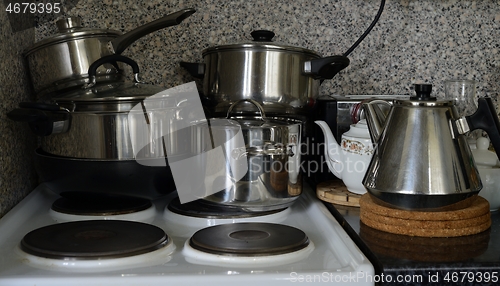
325, 202, 500, 286
0, 4, 38, 217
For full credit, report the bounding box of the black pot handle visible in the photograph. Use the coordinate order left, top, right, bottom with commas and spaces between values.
304, 55, 350, 80
19, 102, 65, 111
86, 54, 141, 88
7, 108, 57, 136
110, 8, 196, 55
180, 61, 205, 79
466, 97, 500, 162
8, 102, 70, 136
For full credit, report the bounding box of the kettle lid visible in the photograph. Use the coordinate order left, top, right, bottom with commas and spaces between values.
410, 84, 435, 101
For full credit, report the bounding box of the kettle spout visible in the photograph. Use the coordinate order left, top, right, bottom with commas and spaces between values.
314, 120, 343, 178
361, 99, 392, 143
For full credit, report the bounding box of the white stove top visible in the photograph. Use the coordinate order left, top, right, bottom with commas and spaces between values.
0, 184, 374, 286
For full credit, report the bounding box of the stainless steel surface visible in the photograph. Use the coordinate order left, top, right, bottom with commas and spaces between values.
201, 100, 303, 211
41, 109, 188, 159
25, 8, 195, 96
26, 35, 122, 95
362, 97, 482, 210
200, 36, 321, 115
33, 54, 196, 160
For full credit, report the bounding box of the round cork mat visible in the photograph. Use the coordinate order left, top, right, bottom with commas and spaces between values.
359, 194, 491, 237
316, 180, 362, 207
359, 222, 490, 262
359, 194, 490, 221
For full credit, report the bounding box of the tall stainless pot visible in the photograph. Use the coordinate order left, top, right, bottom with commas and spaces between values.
25, 8, 195, 96
8, 55, 194, 160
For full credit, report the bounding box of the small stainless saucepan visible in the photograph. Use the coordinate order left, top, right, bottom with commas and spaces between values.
198, 99, 303, 212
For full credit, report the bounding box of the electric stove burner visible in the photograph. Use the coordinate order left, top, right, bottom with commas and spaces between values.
189, 222, 309, 256
21, 220, 169, 260
167, 197, 285, 219
51, 196, 153, 216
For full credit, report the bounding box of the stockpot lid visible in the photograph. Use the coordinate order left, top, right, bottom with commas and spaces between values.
202, 30, 321, 58
25, 17, 121, 56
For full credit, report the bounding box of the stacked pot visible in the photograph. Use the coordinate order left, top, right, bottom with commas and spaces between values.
8, 9, 196, 200
181, 30, 350, 211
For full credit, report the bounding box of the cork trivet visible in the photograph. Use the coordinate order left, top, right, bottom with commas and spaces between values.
316, 180, 362, 207
359, 223, 490, 262
360, 215, 491, 237
359, 194, 490, 221
361, 209, 491, 229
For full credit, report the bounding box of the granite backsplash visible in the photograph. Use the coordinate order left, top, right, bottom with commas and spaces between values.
0, 3, 37, 217
0, 0, 499, 216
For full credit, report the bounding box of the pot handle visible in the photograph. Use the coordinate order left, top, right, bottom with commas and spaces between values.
86, 54, 141, 88
226, 99, 266, 120
109, 8, 196, 55
304, 55, 350, 80
465, 97, 500, 162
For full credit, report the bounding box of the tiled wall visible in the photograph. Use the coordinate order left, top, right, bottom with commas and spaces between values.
1, 0, 499, 215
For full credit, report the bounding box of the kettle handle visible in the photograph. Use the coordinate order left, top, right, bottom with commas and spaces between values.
466, 97, 500, 162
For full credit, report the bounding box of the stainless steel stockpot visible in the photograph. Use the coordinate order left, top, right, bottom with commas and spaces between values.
181, 30, 349, 116
25, 8, 195, 96
8, 55, 195, 160
199, 100, 303, 212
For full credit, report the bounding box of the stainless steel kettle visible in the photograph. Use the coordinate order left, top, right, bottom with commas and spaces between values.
362, 84, 500, 211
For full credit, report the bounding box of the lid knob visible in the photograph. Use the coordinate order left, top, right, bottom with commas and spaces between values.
411, 83, 436, 101
250, 30, 275, 42
56, 17, 82, 31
